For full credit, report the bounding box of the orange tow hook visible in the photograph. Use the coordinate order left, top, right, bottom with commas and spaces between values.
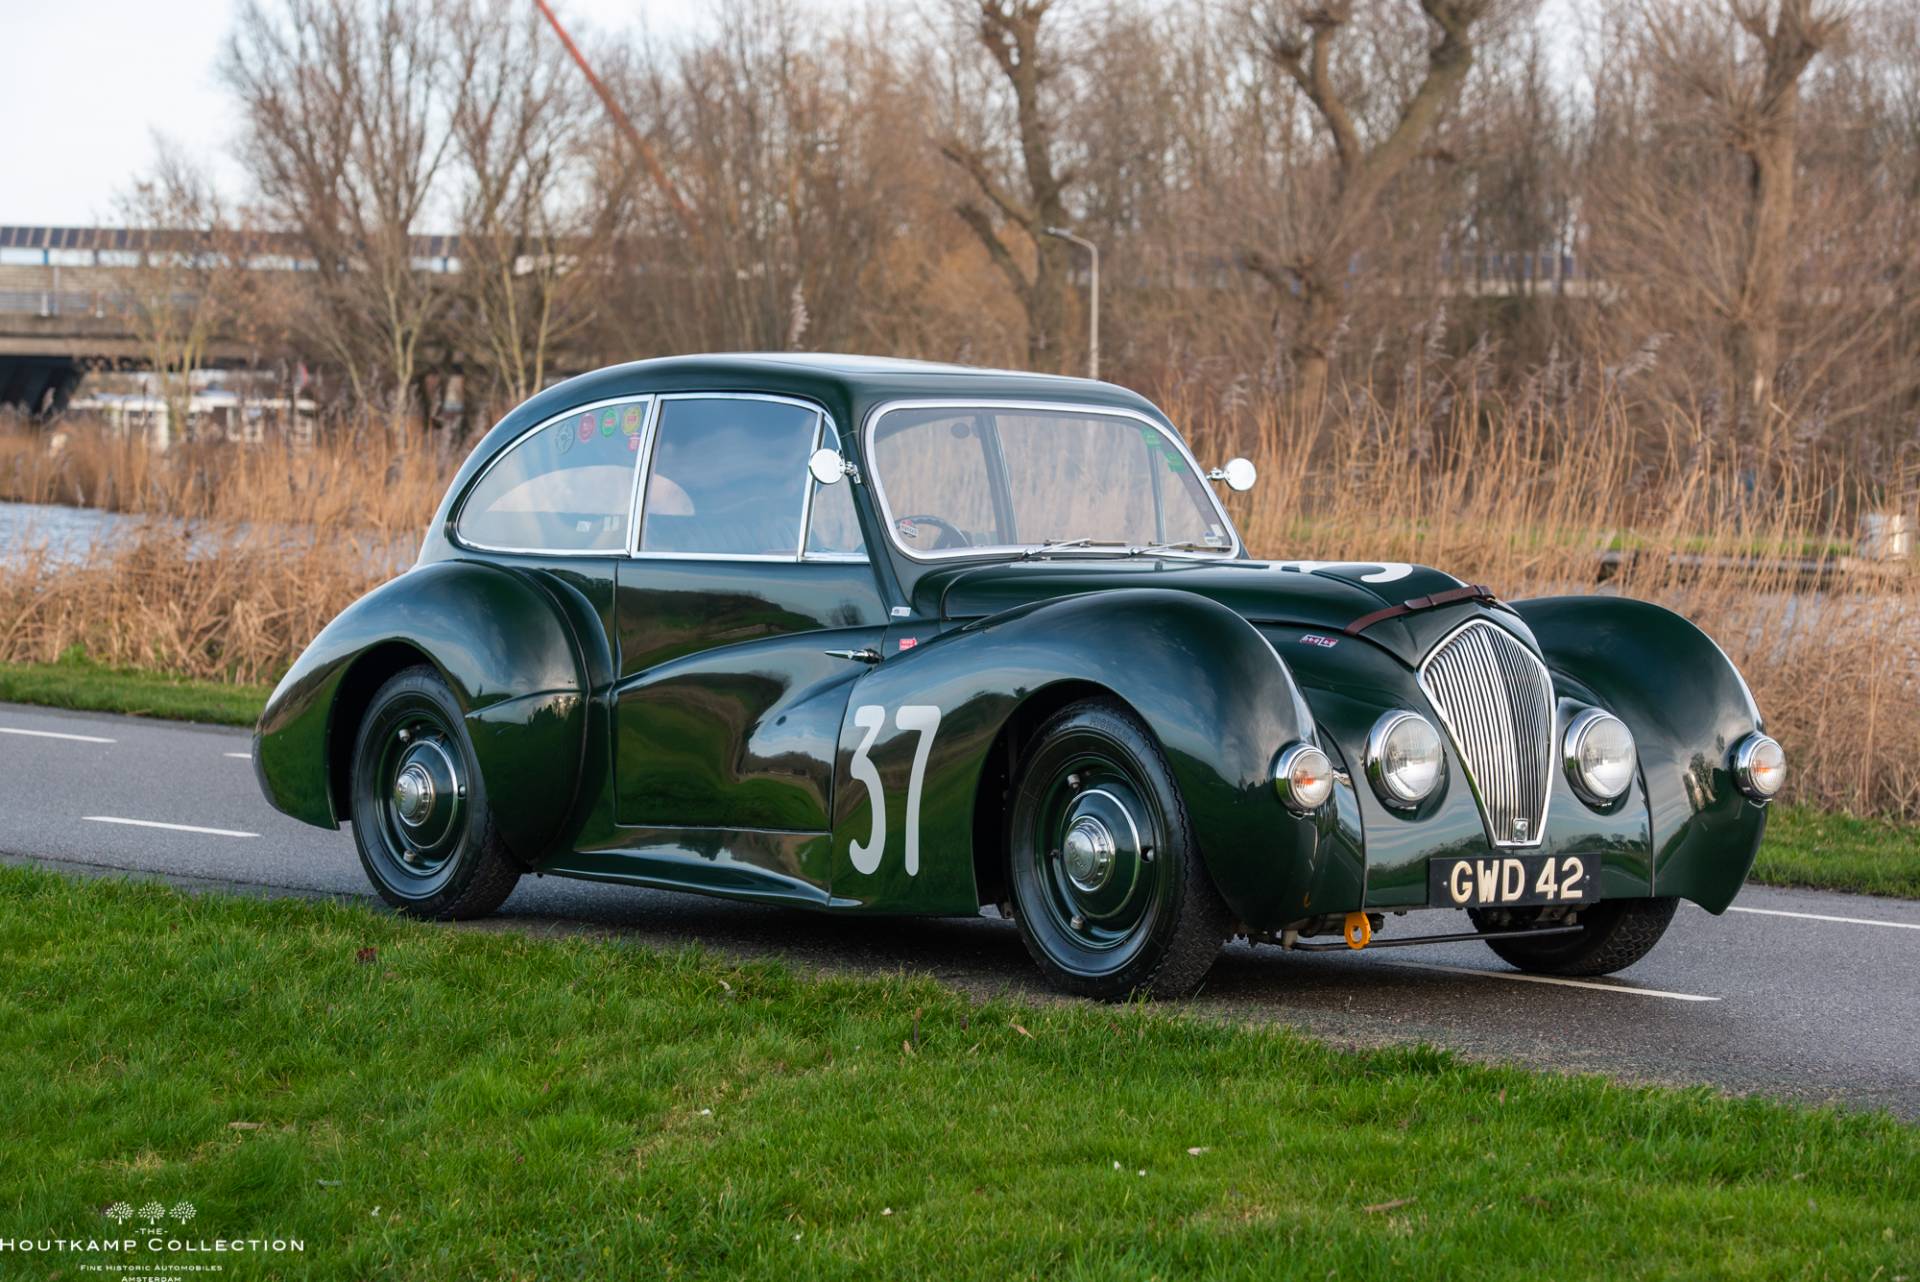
1343, 911, 1373, 950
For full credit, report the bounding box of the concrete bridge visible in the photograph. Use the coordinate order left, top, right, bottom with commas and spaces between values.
0, 225, 460, 414
1, 223, 1598, 414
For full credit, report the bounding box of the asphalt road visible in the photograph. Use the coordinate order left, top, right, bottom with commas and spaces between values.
4, 700, 1918, 1117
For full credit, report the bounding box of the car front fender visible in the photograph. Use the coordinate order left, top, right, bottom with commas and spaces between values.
1510, 595, 1768, 913
253, 559, 588, 864
827, 587, 1325, 924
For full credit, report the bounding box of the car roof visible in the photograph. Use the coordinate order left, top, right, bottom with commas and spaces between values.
509, 352, 1162, 424
441, 354, 1175, 539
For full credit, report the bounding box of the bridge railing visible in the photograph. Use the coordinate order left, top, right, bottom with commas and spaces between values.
0, 289, 194, 319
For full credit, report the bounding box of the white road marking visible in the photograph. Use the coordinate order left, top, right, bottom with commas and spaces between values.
84, 816, 258, 839
1386, 959, 1720, 1002
1729, 905, 1920, 932
224, 752, 252, 760
0, 726, 115, 744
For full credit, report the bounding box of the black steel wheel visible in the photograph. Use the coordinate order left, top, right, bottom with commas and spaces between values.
1471, 897, 1678, 976
348, 666, 521, 920
1006, 698, 1231, 1000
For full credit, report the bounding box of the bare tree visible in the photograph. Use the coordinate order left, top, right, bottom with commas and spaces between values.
1648, 0, 1851, 424
939, 0, 1077, 371
112, 143, 245, 442
1577, 0, 1920, 461
1238, 0, 1507, 415
223, 0, 455, 425
446, 2, 600, 410
586, 0, 936, 358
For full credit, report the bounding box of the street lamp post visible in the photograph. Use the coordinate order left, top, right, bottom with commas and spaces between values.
1044, 226, 1099, 381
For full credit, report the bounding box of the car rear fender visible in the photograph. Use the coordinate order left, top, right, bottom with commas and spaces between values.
253, 559, 588, 864
826, 587, 1325, 923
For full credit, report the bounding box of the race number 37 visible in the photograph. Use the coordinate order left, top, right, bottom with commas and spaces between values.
848, 704, 942, 877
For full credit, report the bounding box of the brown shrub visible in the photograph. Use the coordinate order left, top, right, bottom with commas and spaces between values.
2, 391, 1914, 817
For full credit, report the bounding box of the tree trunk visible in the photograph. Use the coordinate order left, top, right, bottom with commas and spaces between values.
1733, 112, 1799, 430
1028, 239, 1070, 371
1288, 262, 1341, 422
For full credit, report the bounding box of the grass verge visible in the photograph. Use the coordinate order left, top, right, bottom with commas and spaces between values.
0, 653, 269, 727
1, 866, 1915, 1279
1756, 805, 1920, 899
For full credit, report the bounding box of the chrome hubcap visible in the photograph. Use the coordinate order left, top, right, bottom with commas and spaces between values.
384, 733, 462, 870
392, 764, 436, 826
1044, 782, 1149, 941
1062, 816, 1116, 892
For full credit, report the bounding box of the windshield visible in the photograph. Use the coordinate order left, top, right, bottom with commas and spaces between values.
868, 406, 1235, 558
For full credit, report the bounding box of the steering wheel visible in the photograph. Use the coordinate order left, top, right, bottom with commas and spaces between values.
896, 514, 972, 550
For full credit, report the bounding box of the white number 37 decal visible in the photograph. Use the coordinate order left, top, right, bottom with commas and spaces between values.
847, 704, 942, 877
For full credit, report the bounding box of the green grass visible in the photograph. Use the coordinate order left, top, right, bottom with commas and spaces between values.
1755, 805, 1920, 899
0, 650, 270, 727
1, 657, 1916, 900
1, 867, 1915, 1279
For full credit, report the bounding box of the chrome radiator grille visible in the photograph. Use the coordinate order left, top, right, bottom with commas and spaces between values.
1417, 620, 1555, 848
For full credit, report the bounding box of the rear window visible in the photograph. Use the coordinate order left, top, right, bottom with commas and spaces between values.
457, 400, 648, 552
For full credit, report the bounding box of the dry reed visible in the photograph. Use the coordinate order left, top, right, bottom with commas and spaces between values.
1, 393, 1914, 818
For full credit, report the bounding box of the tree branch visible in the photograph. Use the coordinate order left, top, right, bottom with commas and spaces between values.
939, 142, 1036, 231
954, 201, 1034, 302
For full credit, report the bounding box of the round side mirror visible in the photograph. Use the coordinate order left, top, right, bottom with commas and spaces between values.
808, 448, 847, 486
1212, 457, 1257, 492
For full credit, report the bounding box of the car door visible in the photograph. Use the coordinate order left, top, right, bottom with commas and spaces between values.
612, 393, 888, 892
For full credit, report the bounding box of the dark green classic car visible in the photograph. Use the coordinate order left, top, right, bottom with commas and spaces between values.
255, 354, 1787, 998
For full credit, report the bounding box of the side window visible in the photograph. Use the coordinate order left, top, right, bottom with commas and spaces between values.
641, 398, 817, 556
805, 420, 866, 558
457, 399, 648, 552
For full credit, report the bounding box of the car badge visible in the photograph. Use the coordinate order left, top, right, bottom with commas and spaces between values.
1512, 817, 1530, 840
1300, 634, 1338, 649
898, 637, 918, 652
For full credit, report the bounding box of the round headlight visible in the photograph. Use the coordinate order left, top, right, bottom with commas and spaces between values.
1564, 708, 1636, 803
1366, 711, 1445, 807
1273, 742, 1334, 813
1732, 733, 1786, 800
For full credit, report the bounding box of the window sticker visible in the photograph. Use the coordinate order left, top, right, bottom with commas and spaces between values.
554, 419, 575, 454
600, 408, 619, 436
622, 404, 643, 434
1139, 425, 1190, 474
576, 413, 595, 443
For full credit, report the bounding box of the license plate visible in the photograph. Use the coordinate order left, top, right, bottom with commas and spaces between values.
1428, 853, 1594, 908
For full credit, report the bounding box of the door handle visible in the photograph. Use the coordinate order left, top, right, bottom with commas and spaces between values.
824, 648, 882, 664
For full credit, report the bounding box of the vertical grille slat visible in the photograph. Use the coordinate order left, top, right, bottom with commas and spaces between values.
1418, 620, 1555, 848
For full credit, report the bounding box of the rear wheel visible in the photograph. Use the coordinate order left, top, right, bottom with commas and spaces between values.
1471, 897, 1677, 976
348, 666, 521, 920
1006, 699, 1231, 1000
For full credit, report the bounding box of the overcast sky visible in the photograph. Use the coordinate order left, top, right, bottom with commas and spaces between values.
0, 0, 721, 226
1, 0, 1586, 228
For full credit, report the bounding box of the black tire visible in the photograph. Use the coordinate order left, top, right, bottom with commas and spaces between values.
1472, 897, 1678, 976
348, 665, 522, 920
1006, 698, 1232, 1000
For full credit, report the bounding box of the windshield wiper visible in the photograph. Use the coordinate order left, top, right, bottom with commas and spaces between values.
1016, 537, 1127, 560
1126, 540, 1223, 559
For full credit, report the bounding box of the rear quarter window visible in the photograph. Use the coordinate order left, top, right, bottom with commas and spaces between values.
457, 400, 649, 553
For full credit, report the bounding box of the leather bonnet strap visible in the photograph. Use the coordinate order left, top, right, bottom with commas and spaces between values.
1344, 584, 1500, 637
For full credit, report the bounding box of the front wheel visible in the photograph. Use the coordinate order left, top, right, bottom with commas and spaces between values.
1006, 699, 1232, 1000
1471, 897, 1678, 976
348, 666, 522, 920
